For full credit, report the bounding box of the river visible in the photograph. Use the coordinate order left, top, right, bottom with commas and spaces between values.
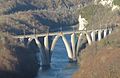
35, 35, 79, 78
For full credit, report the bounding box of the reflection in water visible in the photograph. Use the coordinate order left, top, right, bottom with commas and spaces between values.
36, 35, 78, 78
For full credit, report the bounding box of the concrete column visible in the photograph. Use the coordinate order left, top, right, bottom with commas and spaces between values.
86, 33, 92, 45
51, 35, 60, 51
61, 34, 73, 60
98, 30, 102, 41
34, 38, 51, 68
44, 35, 49, 51
104, 29, 107, 38
76, 33, 82, 55
71, 33, 76, 61
91, 31, 96, 42
108, 28, 112, 35
34, 38, 45, 66
44, 35, 51, 65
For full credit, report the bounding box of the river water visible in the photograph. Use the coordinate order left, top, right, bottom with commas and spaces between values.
35, 35, 79, 78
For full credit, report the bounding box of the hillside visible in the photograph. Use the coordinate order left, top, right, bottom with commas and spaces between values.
0, 0, 120, 78
0, 32, 39, 78
73, 0, 120, 78
73, 26, 120, 78
0, 0, 92, 15
0, 0, 86, 78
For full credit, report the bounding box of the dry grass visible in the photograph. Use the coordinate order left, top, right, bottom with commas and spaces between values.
73, 23, 120, 78
73, 47, 120, 78
0, 32, 39, 77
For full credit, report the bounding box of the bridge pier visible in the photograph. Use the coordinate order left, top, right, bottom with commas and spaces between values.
104, 29, 107, 38
76, 33, 82, 55
98, 30, 103, 41
108, 28, 112, 34
61, 34, 74, 62
51, 35, 60, 51
71, 33, 77, 61
44, 35, 51, 65
91, 31, 96, 42
34, 38, 47, 67
86, 33, 92, 45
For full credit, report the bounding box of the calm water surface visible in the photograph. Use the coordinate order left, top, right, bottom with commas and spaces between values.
36, 35, 79, 78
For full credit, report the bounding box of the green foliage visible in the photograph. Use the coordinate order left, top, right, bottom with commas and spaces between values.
79, 4, 98, 23
113, 0, 120, 6
79, 4, 113, 29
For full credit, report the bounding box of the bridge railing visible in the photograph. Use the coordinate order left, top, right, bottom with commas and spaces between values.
13, 24, 117, 39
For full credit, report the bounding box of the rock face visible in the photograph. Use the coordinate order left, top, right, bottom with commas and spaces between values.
0, 33, 39, 78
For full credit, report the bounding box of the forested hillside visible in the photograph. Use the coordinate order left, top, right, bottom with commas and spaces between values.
0, 0, 120, 78
0, 0, 92, 14
73, 0, 120, 78
0, 0, 90, 78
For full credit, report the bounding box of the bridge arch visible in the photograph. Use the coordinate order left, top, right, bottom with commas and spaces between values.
15, 27, 115, 68
50, 34, 74, 62
51, 35, 60, 51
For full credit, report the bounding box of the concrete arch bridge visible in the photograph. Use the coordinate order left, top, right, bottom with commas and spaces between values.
14, 27, 113, 67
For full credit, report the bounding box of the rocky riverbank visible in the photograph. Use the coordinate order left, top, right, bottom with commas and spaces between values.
73, 26, 120, 78
0, 33, 39, 78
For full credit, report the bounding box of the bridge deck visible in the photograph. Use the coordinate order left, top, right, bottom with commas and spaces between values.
14, 29, 107, 39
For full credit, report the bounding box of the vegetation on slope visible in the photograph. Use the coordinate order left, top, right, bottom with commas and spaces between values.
0, 32, 39, 78
0, 0, 86, 77
0, 10, 78, 35
1, 0, 119, 78
0, 0, 82, 15
73, 1, 120, 77
73, 26, 120, 78
79, 3, 118, 29
113, 0, 120, 6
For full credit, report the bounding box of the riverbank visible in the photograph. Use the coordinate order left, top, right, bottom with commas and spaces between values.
73, 26, 120, 78
0, 33, 39, 78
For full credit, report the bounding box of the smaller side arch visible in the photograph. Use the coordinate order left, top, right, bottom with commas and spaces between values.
85, 32, 92, 45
